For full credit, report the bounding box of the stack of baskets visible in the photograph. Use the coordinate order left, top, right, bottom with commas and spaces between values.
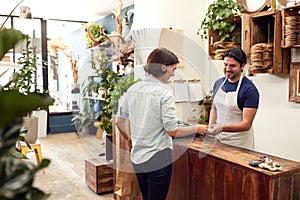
249, 43, 273, 73
210, 41, 240, 60
284, 15, 300, 47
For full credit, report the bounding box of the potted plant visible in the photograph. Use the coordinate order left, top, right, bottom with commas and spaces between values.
91, 49, 141, 160
11, 34, 50, 142
84, 22, 107, 48
0, 2, 54, 198
198, 91, 213, 124
82, 76, 98, 97
110, 73, 140, 115
71, 110, 93, 135
197, 0, 243, 42
72, 77, 98, 135
91, 50, 119, 135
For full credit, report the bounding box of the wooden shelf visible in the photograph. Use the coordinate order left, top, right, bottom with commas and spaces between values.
207, 10, 291, 74
251, 10, 276, 18
281, 4, 300, 48
208, 14, 251, 60
250, 10, 290, 74
85, 96, 105, 101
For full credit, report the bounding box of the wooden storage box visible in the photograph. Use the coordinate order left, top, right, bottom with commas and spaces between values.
250, 10, 290, 74
85, 158, 113, 194
208, 13, 251, 59
281, 4, 300, 48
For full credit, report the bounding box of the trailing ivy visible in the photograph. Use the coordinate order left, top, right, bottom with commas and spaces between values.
197, 0, 243, 42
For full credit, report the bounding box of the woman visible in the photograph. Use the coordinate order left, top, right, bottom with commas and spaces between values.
116, 47, 207, 200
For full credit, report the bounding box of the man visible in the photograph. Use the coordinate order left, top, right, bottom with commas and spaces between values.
208, 48, 259, 150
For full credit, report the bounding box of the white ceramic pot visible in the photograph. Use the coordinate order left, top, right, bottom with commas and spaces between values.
32, 110, 48, 138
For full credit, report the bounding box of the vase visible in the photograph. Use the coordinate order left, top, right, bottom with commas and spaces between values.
22, 116, 38, 144
32, 110, 47, 138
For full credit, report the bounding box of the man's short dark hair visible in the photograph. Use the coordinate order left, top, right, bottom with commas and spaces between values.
222, 48, 247, 66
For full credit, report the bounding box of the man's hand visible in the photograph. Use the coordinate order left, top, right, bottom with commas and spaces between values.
207, 124, 223, 136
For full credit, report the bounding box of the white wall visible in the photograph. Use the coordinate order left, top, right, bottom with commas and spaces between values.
134, 0, 300, 162
253, 74, 300, 161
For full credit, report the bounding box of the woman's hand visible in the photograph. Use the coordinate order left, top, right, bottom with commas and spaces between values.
197, 124, 208, 135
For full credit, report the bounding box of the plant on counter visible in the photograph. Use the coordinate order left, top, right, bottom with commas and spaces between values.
0, 2, 54, 199
198, 91, 213, 124
197, 0, 243, 42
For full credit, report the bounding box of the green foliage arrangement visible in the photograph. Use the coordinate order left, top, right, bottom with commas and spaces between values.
92, 50, 119, 134
198, 91, 213, 124
91, 49, 139, 134
0, 2, 54, 199
71, 110, 93, 134
197, 0, 243, 42
84, 23, 106, 48
110, 73, 140, 115
72, 77, 100, 134
11, 36, 37, 95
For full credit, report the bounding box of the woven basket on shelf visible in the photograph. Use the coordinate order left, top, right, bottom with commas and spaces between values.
210, 41, 241, 60
249, 43, 273, 73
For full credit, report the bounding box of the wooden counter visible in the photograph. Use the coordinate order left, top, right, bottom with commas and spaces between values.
167, 136, 300, 200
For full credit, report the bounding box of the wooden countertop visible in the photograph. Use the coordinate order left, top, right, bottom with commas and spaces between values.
173, 135, 300, 177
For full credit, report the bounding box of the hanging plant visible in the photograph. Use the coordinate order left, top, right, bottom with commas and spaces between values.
197, 0, 243, 42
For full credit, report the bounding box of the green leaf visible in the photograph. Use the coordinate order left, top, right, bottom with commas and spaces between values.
0, 29, 25, 60
229, 24, 236, 32
197, 0, 242, 42
38, 159, 51, 169
0, 91, 54, 127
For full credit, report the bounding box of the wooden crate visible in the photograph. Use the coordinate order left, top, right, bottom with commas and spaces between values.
281, 4, 300, 48
250, 10, 290, 74
85, 158, 113, 194
208, 13, 251, 59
